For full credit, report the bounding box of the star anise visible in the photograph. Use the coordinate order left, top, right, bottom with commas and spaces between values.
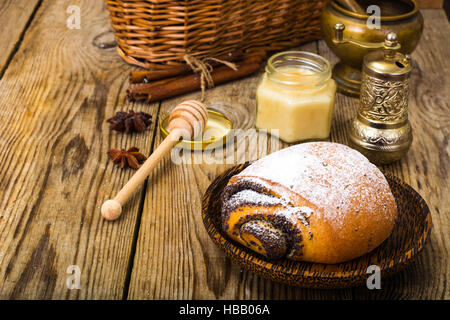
106, 110, 152, 133
107, 147, 147, 170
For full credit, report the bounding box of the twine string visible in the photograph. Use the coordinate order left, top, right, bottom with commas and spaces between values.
183, 54, 238, 101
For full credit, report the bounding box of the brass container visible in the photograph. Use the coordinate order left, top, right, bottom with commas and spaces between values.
348, 32, 412, 164
321, 0, 422, 96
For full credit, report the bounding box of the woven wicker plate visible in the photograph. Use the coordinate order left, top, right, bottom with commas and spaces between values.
202, 162, 432, 288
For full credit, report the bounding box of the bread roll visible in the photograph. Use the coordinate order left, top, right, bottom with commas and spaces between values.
221, 142, 397, 264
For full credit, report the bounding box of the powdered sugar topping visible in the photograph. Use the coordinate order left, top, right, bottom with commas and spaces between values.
228, 189, 287, 207
237, 142, 394, 229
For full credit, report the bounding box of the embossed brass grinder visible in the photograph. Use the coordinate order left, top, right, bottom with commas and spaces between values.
348, 31, 412, 164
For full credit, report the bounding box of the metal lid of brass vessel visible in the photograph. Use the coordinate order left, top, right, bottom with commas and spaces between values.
321, 0, 423, 96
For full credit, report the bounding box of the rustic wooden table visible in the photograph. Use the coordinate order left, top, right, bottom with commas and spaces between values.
0, 1, 448, 300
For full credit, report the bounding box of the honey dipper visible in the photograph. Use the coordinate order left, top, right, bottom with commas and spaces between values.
101, 100, 208, 221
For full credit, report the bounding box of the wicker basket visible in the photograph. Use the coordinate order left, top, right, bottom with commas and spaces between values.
105, 0, 326, 69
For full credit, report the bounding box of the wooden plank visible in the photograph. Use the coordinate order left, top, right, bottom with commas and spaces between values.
0, 0, 159, 299
0, 0, 42, 75
417, 0, 443, 9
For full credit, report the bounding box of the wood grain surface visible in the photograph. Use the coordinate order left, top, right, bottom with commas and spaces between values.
0, 2, 447, 300
0, 0, 41, 75
0, 0, 157, 299
417, 0, 444, 9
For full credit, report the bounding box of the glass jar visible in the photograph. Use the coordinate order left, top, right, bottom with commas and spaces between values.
255, 51, 336, 143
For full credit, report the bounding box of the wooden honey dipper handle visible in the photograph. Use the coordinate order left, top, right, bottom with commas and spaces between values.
101, 100, 208, 221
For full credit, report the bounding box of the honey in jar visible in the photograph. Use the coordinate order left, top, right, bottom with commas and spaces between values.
255, 51, 336, 143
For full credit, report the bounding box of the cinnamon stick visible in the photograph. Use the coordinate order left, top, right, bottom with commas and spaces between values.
129, 50, 244, 84
129, 71, 154, 84
124, 77, 175, 102
127, 56, 263, 103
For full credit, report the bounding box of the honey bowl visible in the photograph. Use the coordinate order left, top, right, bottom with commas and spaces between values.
160, 109, 233, 151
